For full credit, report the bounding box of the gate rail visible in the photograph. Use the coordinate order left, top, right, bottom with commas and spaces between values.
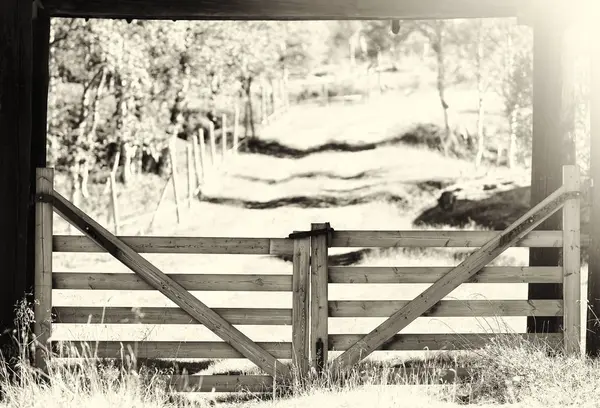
33, 165, 584, 391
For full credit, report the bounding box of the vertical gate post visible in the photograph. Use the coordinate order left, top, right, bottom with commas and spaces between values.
562, 165, 581, 355
34, 168, 54, 370
310, 223, 330, 373
292, 236, 310, 380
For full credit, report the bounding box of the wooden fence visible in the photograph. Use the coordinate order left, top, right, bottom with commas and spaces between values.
34, 165, 584, 392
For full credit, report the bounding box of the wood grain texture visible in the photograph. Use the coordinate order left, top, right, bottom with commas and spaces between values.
43, 0, 521, 20
562, 165, 581, 355
55, 341, 292, 359
329, 333, 563, 351
54, 306, 292, 325
328, 300, 563, 318
52, 235, 293, 255
53, 272, 292, 291
34, 169, 54, 370
48, 190, 289, 378
292, 237, 310, 376
328, 266, 562, 284
331, 230, 579, 248
331, 186, 570, 371
310, 223, 329, 372
166, 375, 274, 393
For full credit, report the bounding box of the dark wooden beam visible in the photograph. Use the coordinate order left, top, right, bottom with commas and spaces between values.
0, 0, 34, 351
527, 11, 576, 334
42, 0, 521, 20
587, 25, 600, 357
29, 6, 51, 322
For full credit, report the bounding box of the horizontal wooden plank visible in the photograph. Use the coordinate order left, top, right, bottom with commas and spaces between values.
331, 230, 591, 248
52, 235, 293, 255
43, 0, 521, 20
329, 333, 563, 351
328, 300, 562, 318
328, 266, 562, 284
54, 307, 292, 325
53, 273, 293, 291
166, 375, 273, 393
54, 341, 292, 359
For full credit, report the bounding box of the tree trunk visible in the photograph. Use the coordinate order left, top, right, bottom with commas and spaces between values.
474, 19, 487, 168
432, 29, 452, 156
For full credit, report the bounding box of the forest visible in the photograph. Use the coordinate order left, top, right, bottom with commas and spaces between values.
48, 18, 591, 207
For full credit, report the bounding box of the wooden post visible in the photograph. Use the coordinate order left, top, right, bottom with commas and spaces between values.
292, 236, 310, 379
34, 168, 53, 370
198, 129, 207, 178
209, 122, 216, 166
0, 0, 33, 349
221, 114, 227, 161
310, 223, 329, 373
191, 134, 203, 185
588, 20, 600, 357
233, 103, 240, 156
562, 165, 581, 356
528, 11, 576, 335
186, 143, 193, 208
30, 7, 51, 312
109, 172, 120, 235
169, 139, 182, 224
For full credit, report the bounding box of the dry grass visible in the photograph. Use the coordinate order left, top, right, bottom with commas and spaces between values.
26, 81, 593, 407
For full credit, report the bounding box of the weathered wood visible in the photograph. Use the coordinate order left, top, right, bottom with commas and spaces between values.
30, 9, 51, 322
55, 341, 292, 359
528, 10, 576, 335
198, 128, 208, 176
292, 237, 310, 376
328, 266, 562, 284
209, 121, 217, 165
53, 273, 292, 291
0, 0, 33, 352
43, 0, 522, 20
331, 230, 572, 248
562, 165, 581, 355
108, 172, 120, 235
34, 169, 54, 370
52, 235, 293, 255
329, 333, 563, 351
47, 190, 290, 378
166, 375, 273, 393
191, 134, 203, 184
587, 21, 600, 357
328, 300, 563, 318
54, 307, 292, 325
310, 223, 329, 372
331, 185, 571, 371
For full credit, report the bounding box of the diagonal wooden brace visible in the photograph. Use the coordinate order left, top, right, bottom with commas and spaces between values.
330, 186, 578, 372
40, 191, 290, 379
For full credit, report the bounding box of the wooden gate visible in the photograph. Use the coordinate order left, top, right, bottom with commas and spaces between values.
33, 165, 583, 391
33, 167, 311, 392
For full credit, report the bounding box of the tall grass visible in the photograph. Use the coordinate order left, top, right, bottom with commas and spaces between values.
1, 299, 600, 408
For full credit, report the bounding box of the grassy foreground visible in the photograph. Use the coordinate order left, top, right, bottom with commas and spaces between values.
1, 322, 599, 408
